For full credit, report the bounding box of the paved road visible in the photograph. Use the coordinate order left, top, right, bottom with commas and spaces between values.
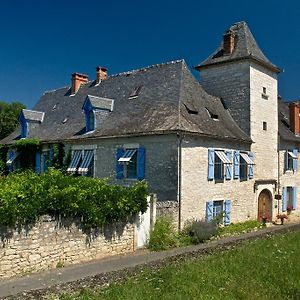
0, 222, 299, 298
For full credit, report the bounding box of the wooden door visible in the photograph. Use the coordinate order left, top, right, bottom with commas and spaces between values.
258, 190, 272, 222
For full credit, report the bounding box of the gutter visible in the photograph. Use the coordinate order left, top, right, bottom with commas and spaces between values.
177, 131, 183, 231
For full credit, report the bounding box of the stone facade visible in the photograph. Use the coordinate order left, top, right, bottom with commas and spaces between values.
70, 134, 179, 202
0, 216, 135, 280
180, 136, 254, 226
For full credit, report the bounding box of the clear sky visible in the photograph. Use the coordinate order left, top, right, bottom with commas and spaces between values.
1, 0, 299, 108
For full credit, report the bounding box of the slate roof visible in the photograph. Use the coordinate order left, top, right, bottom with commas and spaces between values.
279, 100, 300, 143
1, 60, 251, 145
195, 21, 280, 73
21, 109, 45, 122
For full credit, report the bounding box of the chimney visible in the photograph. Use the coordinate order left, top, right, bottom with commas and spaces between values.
223, 30, 235, 55
289, 103, 300, 135
71, 73, 88, 94
96, 66, 108, 84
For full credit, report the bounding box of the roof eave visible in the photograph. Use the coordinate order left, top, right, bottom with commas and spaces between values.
194, 56, 281, 74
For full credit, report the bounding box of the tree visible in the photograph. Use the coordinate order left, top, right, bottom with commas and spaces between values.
0, 101, 26, 140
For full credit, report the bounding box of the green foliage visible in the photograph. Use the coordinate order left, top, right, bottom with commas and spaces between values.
148, 217, 177, 251
59, 230, 300, 300
51, 143, 66, 169
183, 219, 218, 244
217, 220, 262, 237
13, 138, 40, 150
0, 169, 148, 229
0, 101, 26, 140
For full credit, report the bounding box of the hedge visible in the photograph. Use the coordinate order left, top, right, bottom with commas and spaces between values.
0, 169, 148, 229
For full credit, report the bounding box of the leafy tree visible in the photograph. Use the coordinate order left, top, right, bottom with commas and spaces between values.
0, 101, 26, 140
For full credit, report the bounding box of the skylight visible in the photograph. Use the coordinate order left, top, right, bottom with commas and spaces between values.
129, 86, 143, 99
184, 103, 198, 115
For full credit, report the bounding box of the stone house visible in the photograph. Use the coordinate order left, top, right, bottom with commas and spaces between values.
1, 21, 299, 229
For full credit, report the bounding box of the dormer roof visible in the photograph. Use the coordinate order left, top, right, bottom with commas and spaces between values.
83, 95, 114, 111
195, 21, 280, 73
20, 109, 45, 123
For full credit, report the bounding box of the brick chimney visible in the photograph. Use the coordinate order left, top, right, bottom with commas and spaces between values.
96, 66, 108, 85
71, 73, 88, 94
289, 102, 300, 135
223, 30, 235, 55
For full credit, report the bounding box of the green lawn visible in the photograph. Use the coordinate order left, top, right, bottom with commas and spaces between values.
61, 230, 300, 300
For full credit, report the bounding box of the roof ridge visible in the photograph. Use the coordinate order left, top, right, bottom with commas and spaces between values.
109, 59, 185, 78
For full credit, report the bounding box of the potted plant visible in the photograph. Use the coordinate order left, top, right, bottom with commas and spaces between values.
276, 214, 288, 225
287, 205, 293, 214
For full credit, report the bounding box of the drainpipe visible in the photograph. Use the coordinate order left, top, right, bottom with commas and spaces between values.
177, 132, 183, 231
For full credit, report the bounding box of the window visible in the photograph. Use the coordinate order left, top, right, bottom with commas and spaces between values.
263, 122, 267, 131
263, 87, 267, 94
67, 150, 94, 177
282, 186, 297, 211
239, 155, 248, 179
208, 149, 232, 181
213, 200, 224, 220
88, 110, 95, 131
116, 147, 145, 180
43, 150, 50, 172
206, 200, 231, 225
285, 149, 298, 171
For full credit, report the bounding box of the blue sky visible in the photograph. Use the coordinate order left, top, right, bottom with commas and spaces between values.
1, 0, 300, 108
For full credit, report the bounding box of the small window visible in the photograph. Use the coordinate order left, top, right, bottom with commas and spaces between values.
118, 148, 138, 178
129, 86, 143, 99
205, 107, 219, 121
262, 87, 269, 100
263, 122, 267, 131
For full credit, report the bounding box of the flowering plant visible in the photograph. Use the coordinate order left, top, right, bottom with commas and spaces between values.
276, 214, 288, 219
287, 205, 293, 212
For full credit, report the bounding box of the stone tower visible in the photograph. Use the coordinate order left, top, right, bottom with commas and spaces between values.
195, 21, 280, 181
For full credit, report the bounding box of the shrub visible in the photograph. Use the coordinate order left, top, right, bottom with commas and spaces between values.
148, 217, 177, 251
217, 220, 262, 237
184, 219, 218, 244
0, 169, 148, 229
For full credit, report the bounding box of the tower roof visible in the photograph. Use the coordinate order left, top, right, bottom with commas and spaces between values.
195, 21, 280, 73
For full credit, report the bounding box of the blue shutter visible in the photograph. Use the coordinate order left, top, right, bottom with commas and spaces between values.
233, 150, 240, 179
224, 200, 231, 226
285, 150, 289, 172
208, 149, 214, 180
35, 151, 41, 174
293, 149, 298, 171
225, 150, 232, 180
282, 187, 287, 212
292, 187, 297, 210
248, 152, 254, 179
116, 148, 125, 179
206, 201, 213, 222
137, 147, 145, 180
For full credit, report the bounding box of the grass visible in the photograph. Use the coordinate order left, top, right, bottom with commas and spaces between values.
59, 230, 300, 300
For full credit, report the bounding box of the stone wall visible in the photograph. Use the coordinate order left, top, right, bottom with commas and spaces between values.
0, 217, 135, 280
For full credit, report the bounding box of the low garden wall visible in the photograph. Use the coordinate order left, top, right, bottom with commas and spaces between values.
0, 216, 135, 279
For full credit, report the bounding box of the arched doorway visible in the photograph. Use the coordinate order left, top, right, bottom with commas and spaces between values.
258, 189, 272, 222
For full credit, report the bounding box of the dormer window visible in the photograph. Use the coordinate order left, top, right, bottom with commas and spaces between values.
82, 95, 114, 133
19, 109, 44, 138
